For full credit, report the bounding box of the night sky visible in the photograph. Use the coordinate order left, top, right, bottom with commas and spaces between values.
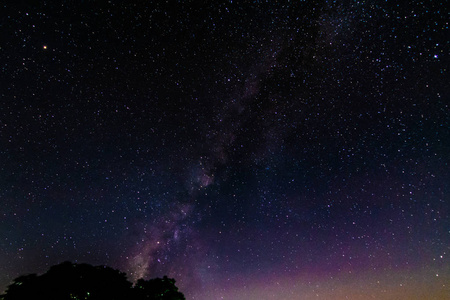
1, 1, 449, 299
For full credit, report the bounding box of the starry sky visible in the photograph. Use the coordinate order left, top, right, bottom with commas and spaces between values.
1, 1, 449, 299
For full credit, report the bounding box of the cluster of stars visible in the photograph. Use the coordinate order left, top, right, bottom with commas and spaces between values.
1, 1, 448, 299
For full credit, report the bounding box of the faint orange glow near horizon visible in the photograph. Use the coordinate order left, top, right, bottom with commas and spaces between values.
193, 267, 449, 300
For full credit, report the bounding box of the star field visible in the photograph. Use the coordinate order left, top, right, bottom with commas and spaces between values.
1, 1, 449, 299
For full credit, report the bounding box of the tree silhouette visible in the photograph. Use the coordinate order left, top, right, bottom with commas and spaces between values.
134, 276, 185, 300
0, 262, 185, 300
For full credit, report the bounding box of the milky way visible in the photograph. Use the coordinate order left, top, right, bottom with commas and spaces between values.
1, 1, 449, 299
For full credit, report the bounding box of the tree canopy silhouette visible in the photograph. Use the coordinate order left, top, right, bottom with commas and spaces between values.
0, 261, 185, 300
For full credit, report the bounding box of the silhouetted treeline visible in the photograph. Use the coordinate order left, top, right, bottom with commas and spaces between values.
0, 261, 185, 300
